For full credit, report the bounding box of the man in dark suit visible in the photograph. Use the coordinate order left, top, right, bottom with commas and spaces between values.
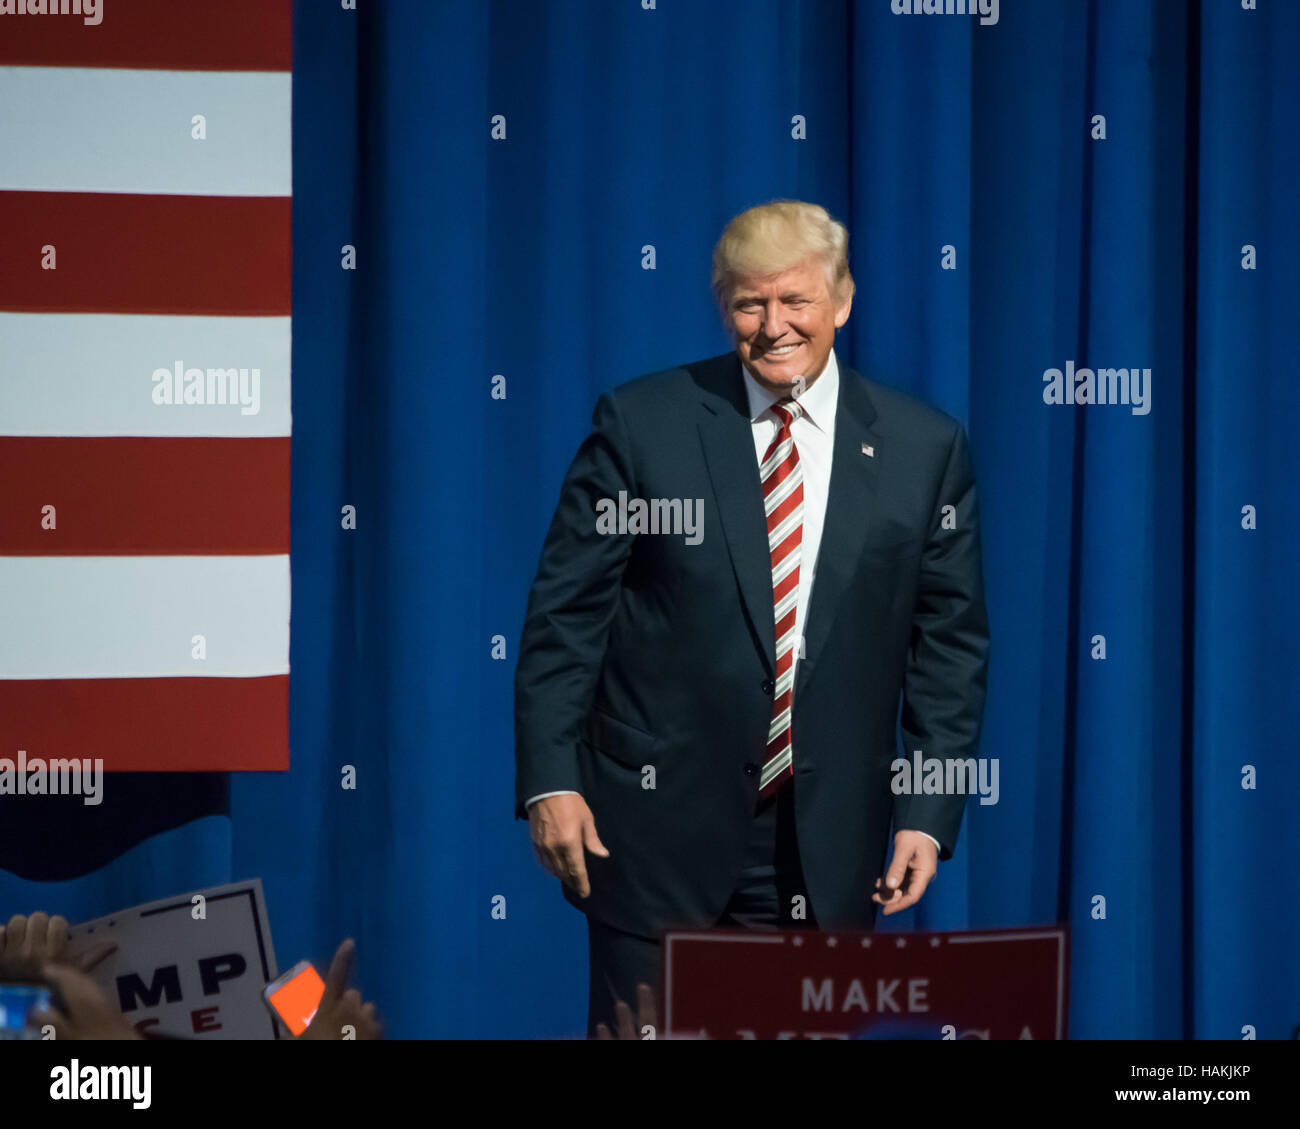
514, 200, 989, 1036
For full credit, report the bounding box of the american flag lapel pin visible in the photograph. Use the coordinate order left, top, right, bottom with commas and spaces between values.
861, 442, 874, 458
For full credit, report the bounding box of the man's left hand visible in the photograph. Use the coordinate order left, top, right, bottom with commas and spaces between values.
872, 830, 938, 916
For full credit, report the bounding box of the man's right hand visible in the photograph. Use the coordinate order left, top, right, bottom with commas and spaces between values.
528, 793, 609, 898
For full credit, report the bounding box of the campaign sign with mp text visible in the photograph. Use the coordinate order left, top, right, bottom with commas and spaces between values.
663, 925, 1067, 1040
68, 879, 279, 1039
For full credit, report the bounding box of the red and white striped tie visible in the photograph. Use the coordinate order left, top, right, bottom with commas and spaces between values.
759, 398, 804, 798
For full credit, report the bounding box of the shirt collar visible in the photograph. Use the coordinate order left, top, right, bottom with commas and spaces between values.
740, 346, 840, 434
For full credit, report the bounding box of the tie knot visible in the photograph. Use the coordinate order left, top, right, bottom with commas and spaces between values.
772, 398, 803, 429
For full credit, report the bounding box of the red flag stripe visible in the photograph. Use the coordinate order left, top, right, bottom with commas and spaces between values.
0, 0, 291, 72
0, 675, 288, 771
0, 436, 289, 555
0, 191, 290, 315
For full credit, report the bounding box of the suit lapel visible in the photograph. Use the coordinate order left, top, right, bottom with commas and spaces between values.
799, 365, 882, 678
696, 354, 777, 676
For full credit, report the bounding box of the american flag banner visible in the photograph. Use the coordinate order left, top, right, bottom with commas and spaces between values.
0, 0, 293, 771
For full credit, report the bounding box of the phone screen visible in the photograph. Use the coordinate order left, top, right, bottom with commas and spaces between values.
265, 963, 326, 1036
0, 984, 52, 1040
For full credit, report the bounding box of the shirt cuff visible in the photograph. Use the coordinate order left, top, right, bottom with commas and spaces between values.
901, 830, 942, 853
524, 790, 581, 808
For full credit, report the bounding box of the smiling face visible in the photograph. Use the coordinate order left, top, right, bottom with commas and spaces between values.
726, 256, 853, 395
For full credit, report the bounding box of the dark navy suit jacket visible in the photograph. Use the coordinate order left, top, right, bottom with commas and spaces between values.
514, 350, 989, 936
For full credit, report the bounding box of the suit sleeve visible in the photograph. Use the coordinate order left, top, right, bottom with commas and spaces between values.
893, 421, 990, 860
513, 392, 638, 819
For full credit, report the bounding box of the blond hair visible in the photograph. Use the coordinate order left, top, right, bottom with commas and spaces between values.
710, 199, 855, 315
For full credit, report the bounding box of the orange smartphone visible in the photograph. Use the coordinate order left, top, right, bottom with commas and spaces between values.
263, 961, 326, 1036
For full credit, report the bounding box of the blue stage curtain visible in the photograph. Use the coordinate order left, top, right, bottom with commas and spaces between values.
3, 0, 1295, 1040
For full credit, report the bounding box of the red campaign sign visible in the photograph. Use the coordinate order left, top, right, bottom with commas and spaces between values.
662, 925, 1068, 1040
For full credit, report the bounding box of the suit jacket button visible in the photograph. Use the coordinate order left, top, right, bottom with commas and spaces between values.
761, 678, 774, 694
743, 763, 758, 777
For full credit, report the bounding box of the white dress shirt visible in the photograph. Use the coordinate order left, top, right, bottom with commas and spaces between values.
526, 347, 941, 856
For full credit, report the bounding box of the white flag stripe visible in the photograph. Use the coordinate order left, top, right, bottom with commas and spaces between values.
0, 313, 291, 437
0, 66, 291, 196
0, 555, 290, 678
